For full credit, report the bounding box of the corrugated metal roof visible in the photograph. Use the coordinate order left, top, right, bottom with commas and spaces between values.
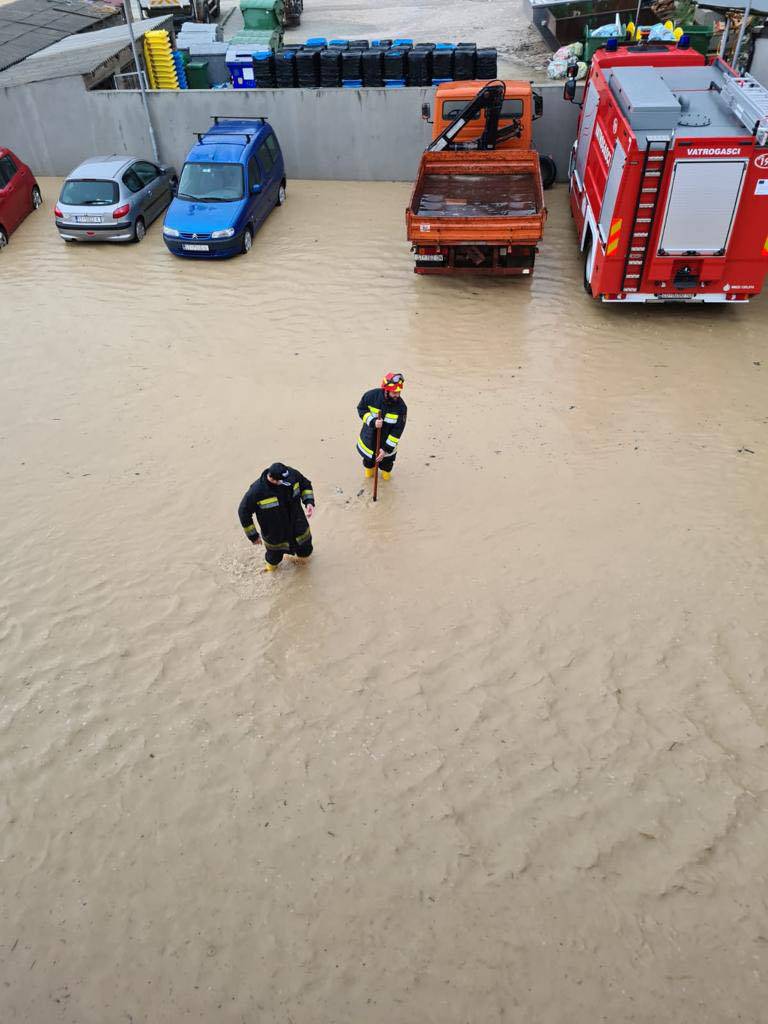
0, 0, 120, 73
0, 13, 171, 85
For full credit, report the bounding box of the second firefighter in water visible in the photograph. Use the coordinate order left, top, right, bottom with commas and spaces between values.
356, 372, 407, 480
238, 462, 315, 572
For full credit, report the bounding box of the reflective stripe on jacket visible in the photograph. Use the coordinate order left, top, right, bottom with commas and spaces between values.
356, 388, 407, 460
238, 466, 315, 549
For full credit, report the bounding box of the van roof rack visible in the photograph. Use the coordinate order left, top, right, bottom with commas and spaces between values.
211, 115, 268, 124
195, 132, 254, 143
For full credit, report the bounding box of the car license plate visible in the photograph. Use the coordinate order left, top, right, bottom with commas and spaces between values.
77, 216, 102, 224
182, 243, 209, 252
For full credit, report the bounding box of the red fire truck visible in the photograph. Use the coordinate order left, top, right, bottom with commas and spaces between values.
565, 43, 768, 303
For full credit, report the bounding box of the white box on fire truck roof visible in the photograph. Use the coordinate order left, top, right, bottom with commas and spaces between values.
608, 67, 681, 131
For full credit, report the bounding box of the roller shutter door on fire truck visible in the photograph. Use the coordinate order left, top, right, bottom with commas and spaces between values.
658, 159, 748, 256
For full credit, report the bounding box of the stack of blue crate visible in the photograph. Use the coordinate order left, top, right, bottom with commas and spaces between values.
172, 50, 188, 88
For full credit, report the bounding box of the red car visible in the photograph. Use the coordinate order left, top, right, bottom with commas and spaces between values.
0, 147, 42, 249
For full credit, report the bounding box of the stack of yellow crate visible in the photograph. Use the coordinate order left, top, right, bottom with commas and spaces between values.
143, 30, 179, 89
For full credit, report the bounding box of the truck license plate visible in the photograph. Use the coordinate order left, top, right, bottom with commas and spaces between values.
182, 243, 209, 252
418, 254, 444, 262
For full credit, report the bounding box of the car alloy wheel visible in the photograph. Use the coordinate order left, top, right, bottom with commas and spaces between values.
242, 227, 253, 254
0, 228, 7, 249
134, 218, 146, 243
277, 184, 286, 206
32, 187, 42, 210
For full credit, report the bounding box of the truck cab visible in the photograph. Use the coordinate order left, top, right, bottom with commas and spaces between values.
163, 117, 286, 258
428, 80, 539, 151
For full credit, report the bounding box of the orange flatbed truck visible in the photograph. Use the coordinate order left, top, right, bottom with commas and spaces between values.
406, 80, 551, 275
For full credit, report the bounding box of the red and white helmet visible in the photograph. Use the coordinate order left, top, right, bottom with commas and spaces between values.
381, 372, 405, 394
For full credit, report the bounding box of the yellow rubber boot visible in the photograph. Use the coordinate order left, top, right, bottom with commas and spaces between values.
364, 467, 374, 478
381, 470, 392, 480
264, 562, 278, 573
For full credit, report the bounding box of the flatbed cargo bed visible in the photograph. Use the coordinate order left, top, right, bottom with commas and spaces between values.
406, 150, 546, 247
415, 172, 539, 219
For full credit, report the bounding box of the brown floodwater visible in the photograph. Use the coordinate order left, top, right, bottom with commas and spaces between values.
2, 179, 768, 1023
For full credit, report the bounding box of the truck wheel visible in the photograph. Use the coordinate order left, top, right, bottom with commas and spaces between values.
539, 155, 557, 190
583, 233, 594, 296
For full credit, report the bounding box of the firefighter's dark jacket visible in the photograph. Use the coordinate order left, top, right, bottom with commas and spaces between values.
238, 467, 315, 551
356, 389, 407, 460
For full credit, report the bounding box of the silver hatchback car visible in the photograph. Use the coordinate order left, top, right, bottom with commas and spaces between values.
55, 155, 178, 243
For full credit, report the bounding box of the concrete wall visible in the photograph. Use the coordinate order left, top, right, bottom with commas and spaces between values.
0, 78, 580, 181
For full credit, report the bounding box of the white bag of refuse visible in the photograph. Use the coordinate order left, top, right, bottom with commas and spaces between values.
648, 23, 677, 40
591, 22, 622, 37
553, 42, 584, 60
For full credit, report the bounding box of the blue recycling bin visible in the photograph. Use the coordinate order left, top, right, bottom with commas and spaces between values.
226, 48, 256, 88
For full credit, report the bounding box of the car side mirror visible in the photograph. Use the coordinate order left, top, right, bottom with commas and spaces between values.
252, 183, 262, 194
532, 90, 543, 120
563, 77, 577, 103
421, 102, 431, 122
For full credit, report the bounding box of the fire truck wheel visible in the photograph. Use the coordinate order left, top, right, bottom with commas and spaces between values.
583, 234, 594, 296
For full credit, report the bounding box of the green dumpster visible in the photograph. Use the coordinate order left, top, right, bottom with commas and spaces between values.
680, 23, 714, 56
230, 28, 283, 49
240, 0, 284, 31
186, 60, 210, 89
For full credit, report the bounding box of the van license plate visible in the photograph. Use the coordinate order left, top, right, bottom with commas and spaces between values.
183, 243, 209, 252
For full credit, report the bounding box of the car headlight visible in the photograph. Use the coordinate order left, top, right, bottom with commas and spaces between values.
211, 228, 235, 239
163, 226, 180, 238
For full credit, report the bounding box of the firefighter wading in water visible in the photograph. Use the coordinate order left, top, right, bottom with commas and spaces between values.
357, 372, 407, 479
238, 462, 315, 572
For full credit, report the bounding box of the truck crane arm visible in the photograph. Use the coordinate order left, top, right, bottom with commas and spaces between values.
426, 81, 521, 153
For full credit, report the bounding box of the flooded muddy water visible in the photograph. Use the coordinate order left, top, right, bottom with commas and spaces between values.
2, 179, 768, 1023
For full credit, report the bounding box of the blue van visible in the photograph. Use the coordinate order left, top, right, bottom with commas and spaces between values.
163, 117, 286, 258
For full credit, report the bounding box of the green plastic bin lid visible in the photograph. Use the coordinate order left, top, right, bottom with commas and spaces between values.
230, 29, 281, 44
187, 60, 209, 69
240, 0, 282, 9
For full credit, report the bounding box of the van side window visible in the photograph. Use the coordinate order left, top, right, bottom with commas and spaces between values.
265, 135, 280, 164
257, 141, 274, 174
248, 156, 261, 192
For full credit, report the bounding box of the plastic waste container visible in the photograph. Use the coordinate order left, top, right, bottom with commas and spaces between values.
240, 0, 283, 31
186, 60, 210, 89
226, 48, 256, 88
229, 29, 282, 50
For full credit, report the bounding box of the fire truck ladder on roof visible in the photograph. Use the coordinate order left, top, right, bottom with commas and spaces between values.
621, 136, 670, 294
